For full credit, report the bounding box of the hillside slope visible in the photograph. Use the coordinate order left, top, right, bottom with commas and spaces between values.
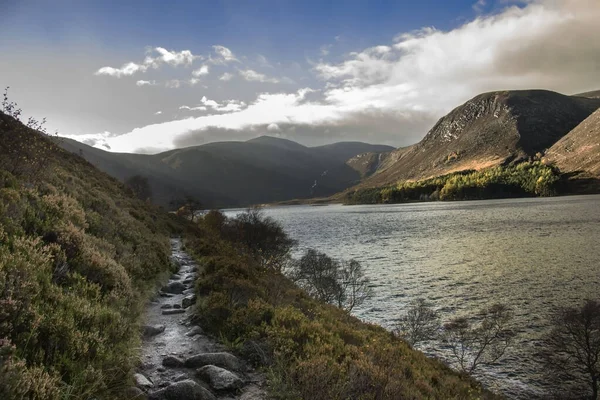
358, 90, 600, 188
546, 108, 600, 177
0, 111, 181, 399
60, 136, 393, 207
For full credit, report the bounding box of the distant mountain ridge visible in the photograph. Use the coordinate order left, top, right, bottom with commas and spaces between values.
59, 136, 393, 207
354, 90, 600, 189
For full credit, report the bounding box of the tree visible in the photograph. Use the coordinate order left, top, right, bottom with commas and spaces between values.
442, 303, 514, 374
539, 299, 600, 400
290, 248, 372, 312
395, 298, 440, 347
172, 195, 203, 222
223, 207, 295, 271
125, 175, 152, 201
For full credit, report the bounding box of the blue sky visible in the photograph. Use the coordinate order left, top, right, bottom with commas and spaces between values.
1, 0, 598, 153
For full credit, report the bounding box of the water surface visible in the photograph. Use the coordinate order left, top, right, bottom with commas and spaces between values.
233, 195, 600, 397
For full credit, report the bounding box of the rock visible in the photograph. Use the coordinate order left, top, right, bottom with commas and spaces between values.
161, 281, 186, 294
183, 288, 195, 295
182, 295, 197, 309
185, 326, 203, 337
142, 324, 165, 338
162, 309, 185, 315
157, 367, 166, 372
197, 365, 243, 391
134, 373, 153, 389
170, 274, 181, 280
172, 304, 182, 309
123, 386, 147, 399
183, 277, 194, 285
148, 379, 215, 400
160, 304, 173, 309
159, 292, 174, 298
190, 266, 198, 273
162, 355, 184, 368
184, 352, 241, 371
173, 373, 189, 382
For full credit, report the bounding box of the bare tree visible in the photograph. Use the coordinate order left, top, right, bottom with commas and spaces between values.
290, 249, 372, 312
396, 298, 440, 347
442, 303, 514, 374
538, 299, 600, 400
172, 195, 203, 222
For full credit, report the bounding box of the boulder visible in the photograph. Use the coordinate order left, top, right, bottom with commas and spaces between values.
197, 365, 243, 391
160, 304, 173, 309
148, 379, 215, 400
134, 373, 153, 389
162, 355, 184, 368
185, 326, 203, 337
161, 281, 186, 294
142, 324, 165, 337
182, 295, 197, 309
184, 352, 241, 371
162, 309, 186, 315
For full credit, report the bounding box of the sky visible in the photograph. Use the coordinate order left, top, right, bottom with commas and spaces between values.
0, 0, 599, 154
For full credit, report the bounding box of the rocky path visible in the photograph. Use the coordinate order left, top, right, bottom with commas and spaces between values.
131, 238, 266, 400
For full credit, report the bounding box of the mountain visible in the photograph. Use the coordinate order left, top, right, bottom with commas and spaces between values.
545, 108, 600, 192
575, 89, 600, 99
59, 136, 393, 208
357, 90, 600, 188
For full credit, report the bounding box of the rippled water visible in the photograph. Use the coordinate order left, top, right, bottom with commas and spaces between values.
228, 195, 600, 397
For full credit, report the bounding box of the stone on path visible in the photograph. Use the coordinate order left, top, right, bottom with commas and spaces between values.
160, 304, 172, 309
184, 352, 241, 371
161, 281, 186, 294
185, 326, 203, 337
162, 355, 184, 368
182, 294, 197, 309
134, 372, 153, 389
162, 309, 186, 315
148, 379, 215, 400
197, 365, 244, 391
142, 324, 165, 338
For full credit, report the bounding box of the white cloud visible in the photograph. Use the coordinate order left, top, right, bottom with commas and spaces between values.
95, 47, 200, 77
210, 45, 239, 64
192, 65, 210, 77
219, 72, 234, 81
136, 80, 157, 86
256, 54, 273, 68
155, 111, 162, 115
154, 47, 198, 66
320, 44, 332, 56
179, 105, 208, 111
238, 69, 279, 83
267, 123, 280, 132
96, 62, 149, 77
198, 96, 246, 112
473, 0, 487, 13
165, 80, 182, 89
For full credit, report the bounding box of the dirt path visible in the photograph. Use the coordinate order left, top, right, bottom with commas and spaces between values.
132, 238, 266, 400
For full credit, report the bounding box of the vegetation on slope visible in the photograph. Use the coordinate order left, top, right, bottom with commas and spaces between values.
0, 108, 182, 399
184, 210, 497, 399
345, 161, 560, 205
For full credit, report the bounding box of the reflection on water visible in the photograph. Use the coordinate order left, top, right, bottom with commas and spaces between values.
237, 195, 600, 397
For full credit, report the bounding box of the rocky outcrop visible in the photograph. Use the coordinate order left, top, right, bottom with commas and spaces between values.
355, 90, 600, 189
143, 324, 165, 338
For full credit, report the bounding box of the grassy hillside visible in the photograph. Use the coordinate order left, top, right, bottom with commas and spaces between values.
357, 90, 600, 189
59, 136, 393, 208
0, 110, 183, 399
